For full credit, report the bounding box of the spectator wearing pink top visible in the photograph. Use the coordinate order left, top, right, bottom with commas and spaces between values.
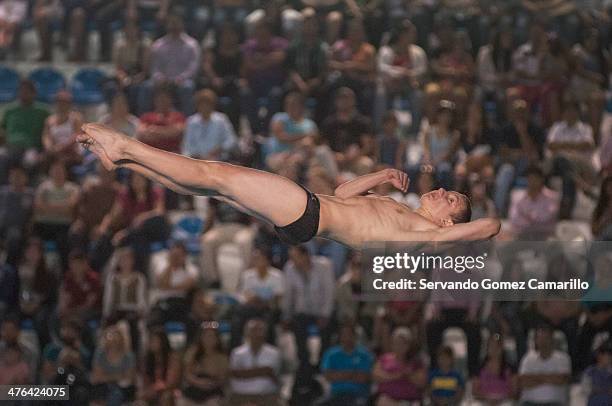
509, 165, 559, 239
472, 333, 518, 404
373, 328, 427, 405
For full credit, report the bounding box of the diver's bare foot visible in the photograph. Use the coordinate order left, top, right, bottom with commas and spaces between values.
80, 123, 130, 163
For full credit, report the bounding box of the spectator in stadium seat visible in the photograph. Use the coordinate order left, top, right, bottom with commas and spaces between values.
231, 247, 284, 348
17, 237, 57, 349
0, 0, 27, 57
427, 346, 465, 406
0, 166, 33, 266
33, 160, 79, 269
420, 100, 461, 189
265, 92, 317, 179
373, 327, 427, 405
378, 20, 427, 134
319, 323, 374, 406
282, 245, 335, 370
582, 340, 612, 406
186, 290, 218, 343
102, 247, 147, 353
0, 315, 38, 382
285, 9, 328, 121
90, 325, 137, 406
240, 19, 289, 135
58, 250, 102, 322
468, 180, 497, 220
476, 28, 515, 100
41, 318, 91, 384
328, 18, 376, 115
471, 333, 518, 404
335, 251, 378, 336
200, 198, 254, 288
200, 23, 243, 129
228, 318, 281, 406
493, 99, 544, 216
182, 322, 229, 405
321, 87, 375, 175
512, 24, 547, 116
0, 80, 49, 178
139, 14, 200, 115
68, 0, 124, 62
32, 0, 63, 61
101, 93, 141, 138
137, 85, 186, 153
546, 102, 596, 219
0, 344, 30, 384
42, 90, 83, 167
376, 111, 405, 170
105, 19, 151, 112
508, 165, 559, 239
69, 163, 120, 253
181, 89, 237, 161
149, 240, 197, 324
140, 327, 180, 406
592, 176, 612, 240
518, 324, 571, 406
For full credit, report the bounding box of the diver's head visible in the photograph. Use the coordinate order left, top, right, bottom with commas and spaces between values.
419, 188, 471, 227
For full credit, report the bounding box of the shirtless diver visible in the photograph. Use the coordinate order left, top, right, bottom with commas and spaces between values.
78, 123, 501, 249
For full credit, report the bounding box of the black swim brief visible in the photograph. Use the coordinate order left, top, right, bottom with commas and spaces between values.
274, 185, 320, 245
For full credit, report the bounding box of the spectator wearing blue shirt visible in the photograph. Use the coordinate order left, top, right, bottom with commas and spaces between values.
428, 346, 464, 406
319, 323, 373, 406
181, 89, 237, 161
265, 92, 317, 179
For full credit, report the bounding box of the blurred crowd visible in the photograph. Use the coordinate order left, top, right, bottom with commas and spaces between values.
1, 0, 612, 405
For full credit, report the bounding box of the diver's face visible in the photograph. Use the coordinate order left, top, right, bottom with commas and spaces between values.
420, 188, 464, 225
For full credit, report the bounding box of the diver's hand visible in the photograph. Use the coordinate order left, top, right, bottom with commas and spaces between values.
384, 168, 410, 193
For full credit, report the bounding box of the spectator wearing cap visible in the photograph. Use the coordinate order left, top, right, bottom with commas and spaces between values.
319, 323, 374, 406
582, 341, 612, 406
181, 321, 228, 405
373, 327, 427, 405
328, 19, 376, 115
546, 102, 596, 219
42, 90, 83, 167
493, 99, 545, 216
508, 165, 559, 239
137, 85, 186, 153
139, 14, 200, 115
321, 87, 375, 176
518, 324, 571, 406
58, 250, 102, 322
0, 80, 49, 181
231, 247, 284, 349
282, 245, 335, 370
378, 20, 427, 133
0, 165, 33, 266
149, 240, 198, 325
181, 89, 237, 161
32, 159, 79, 269
420, 100, 461, 189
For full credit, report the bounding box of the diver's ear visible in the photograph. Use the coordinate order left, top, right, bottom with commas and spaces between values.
441, 218, 454, 227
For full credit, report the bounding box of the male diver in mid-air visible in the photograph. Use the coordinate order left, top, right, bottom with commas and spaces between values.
78, 123, 501, 249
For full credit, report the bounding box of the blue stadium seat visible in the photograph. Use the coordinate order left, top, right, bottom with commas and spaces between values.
71, 68, 107, 105
28, 67, 66, 103
0, 66, 20, 102
171, 215, 205, 255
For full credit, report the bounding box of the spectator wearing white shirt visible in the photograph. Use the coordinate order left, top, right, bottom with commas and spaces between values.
547, 102, 596, 218
282, 245, 335, 370
518, 324, 571, 406
138, 15, 200, 115
229, 318, 282, 406
182, 89, 237, 161
149, 240, 198, 324
231, 247, 285, 348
